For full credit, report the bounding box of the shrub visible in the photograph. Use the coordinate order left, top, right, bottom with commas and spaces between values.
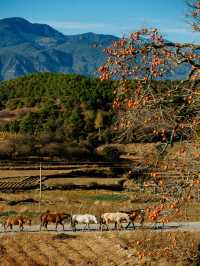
62, 145, 93, 161
15, 143, 32, 157
0, 140, 13, 158
100, 146, 120, 162
39, 143, 63, 157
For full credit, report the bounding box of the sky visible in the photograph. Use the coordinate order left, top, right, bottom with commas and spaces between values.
0, 0, 199, 43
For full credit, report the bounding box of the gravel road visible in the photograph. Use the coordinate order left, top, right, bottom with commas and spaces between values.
1, 221, 200, 234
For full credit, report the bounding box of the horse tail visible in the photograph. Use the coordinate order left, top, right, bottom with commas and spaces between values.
70, 215, 73, 227
3, 220, 6, 230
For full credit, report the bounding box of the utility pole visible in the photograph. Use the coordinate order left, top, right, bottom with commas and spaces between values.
39, 162, 42, 212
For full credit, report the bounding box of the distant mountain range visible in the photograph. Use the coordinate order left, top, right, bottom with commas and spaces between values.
0, 17, 118, 80
0, 17, 190, 81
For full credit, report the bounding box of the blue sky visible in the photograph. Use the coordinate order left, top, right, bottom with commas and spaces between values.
0, 0, 199, 43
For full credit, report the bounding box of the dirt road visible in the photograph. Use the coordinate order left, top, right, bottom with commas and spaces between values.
1, 221, 200, 234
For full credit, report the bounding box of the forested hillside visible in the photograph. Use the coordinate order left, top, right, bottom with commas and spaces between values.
0, 72, 197, 160
0, 73, 117, 160
0, 72, 116, 138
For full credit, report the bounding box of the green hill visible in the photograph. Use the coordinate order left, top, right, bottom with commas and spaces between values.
0, 72, 197, 160
0, 72, 115, 142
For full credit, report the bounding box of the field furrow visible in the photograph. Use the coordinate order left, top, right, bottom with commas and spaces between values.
46, 240, 79, 265
10, 238, 44, 266
18, 237, 51, 265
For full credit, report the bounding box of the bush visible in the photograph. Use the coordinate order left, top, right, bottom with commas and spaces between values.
100, 146, 120, 162
6, 99, 19, 110
62, 145, 94, 161
15, 143, 32, 157
0, 141, 13, 158
39, 143, 62, 157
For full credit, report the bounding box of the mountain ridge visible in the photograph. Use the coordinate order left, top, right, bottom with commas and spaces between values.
0, 17, 190, 81
0, 17, 118, 80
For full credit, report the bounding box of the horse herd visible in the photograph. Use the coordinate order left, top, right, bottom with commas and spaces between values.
2, 209, 145, 232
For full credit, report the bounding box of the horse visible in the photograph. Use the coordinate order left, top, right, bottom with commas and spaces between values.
4, 216, 32, 231
71, 214, 98, 231
40, 210, 71, 231
100, 212, 130, 230
120, 209, 145, 229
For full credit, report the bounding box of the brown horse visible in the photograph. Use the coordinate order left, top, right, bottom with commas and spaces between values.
120, 209, 145, 229
40, 211, 71, 231
4, 216, 32, 231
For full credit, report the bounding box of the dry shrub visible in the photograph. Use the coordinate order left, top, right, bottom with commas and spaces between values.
39, 142, 62, 157
97, 146, 120, 162
62, 144, 94, 161
118, 230, 199, 265
0, 140, 13, 158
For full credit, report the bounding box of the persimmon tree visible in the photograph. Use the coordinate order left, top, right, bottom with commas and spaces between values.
98, 28, 200, 146
98, 1, 200, 228
189, 0, 200, 31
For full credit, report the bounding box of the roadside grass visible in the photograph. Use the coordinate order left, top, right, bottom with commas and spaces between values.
80, 193, 129, 202
1, 189, 200, 222
0, 230, 199, 265
0, 210, 17, 217
45, 177, 123, 186
0, 210, 40, 221
0, 167, 115, 178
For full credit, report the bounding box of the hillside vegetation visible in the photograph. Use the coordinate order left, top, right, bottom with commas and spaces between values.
0, 72, 118, 160
0, 72, 197, 161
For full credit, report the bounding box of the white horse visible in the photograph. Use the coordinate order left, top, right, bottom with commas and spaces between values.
71, 214, 98, 231
100, 212, 130, 230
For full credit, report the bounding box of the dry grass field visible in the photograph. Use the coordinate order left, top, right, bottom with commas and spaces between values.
0, 188, 200, 225
0, 230, 199, 265
0, 141, 200, 265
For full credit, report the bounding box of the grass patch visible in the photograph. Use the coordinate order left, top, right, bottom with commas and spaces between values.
0, 210, 39, 217
0, 210, 17, 217
81, 193, 129, 202
20, 211, 40, 217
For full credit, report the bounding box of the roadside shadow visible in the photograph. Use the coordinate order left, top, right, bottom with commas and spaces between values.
52, 233, 77, 240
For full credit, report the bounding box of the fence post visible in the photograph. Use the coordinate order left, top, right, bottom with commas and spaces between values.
39, 162, 42, 212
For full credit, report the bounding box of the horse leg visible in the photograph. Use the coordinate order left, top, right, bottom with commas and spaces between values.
106, 223, 109, 231
116, 221, 120, 231
20, 224, 23, 232
114, 221, 117, 230
18, 220, 23, 231
132, 222, 135, 230
140, 215, 145, 228
100, 219, 105, 231
83, 223, 87, 231
153, 221, 157, 229
60, 221, 64, 231
4, 222, 7, 231
56, 222, 58, 231
119, 221, 122, 230
72, 221, 77, 232
99, 221, 102, 231
45, 222, 48, 230
40, 222, 43, 231
72, 222, 76, 232
87, 223, 90, 231
126, 221, 130, 229
119, 221, 124, 230
100, 222, 105, 231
